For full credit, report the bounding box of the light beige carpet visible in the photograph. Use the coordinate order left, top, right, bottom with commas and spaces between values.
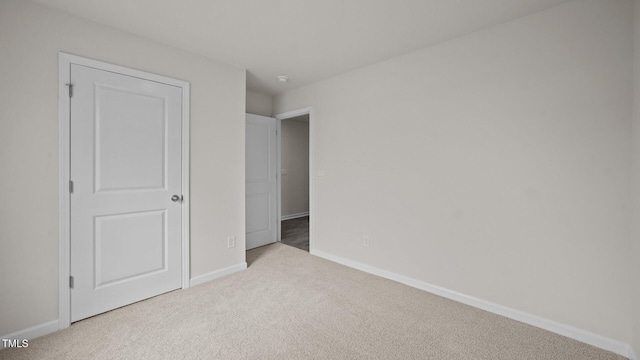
0, 243, 627, 360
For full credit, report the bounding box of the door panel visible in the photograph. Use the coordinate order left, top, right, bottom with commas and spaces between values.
94, 210, 166, 287
246, 193, 271, 233
70, 64, 182, 322
246, 114, 277, 250
95, 85, 166, 191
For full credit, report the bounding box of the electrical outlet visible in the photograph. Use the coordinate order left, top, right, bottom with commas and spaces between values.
363, 235, 370, 247
227, 236, 236, 249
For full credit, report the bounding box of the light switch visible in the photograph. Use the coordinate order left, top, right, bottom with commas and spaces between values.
281, 169, 288, 175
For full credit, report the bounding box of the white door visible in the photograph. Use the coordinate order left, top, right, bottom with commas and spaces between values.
70, 64, 183, 322
246, 114, 277, 250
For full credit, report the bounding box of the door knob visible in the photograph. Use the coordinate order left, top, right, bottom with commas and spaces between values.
171, 195, 182, 202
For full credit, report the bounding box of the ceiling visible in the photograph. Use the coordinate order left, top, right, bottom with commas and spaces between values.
33, 0, 572, 96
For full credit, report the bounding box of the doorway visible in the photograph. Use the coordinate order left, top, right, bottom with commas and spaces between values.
276, 108, 312, 252
58, 53, 190, 328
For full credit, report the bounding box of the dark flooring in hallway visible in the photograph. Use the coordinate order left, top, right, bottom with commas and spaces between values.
281, 216, 309, 252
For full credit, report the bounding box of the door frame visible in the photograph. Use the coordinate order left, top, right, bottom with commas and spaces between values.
274, 107, 313, 249
57, 52, 191, 330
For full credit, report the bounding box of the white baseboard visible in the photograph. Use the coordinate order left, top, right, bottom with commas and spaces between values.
281, 212, 309, 221
1, 320, 59, 349
189, 262, 247, 287
310, 249, 634, 359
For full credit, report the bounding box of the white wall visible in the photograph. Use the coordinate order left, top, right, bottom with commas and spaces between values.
632, 0, 640, 356
246, 90, 273, 117
281, 116, 310, 217
0, 0, 246, 337
275, 0, 633, 345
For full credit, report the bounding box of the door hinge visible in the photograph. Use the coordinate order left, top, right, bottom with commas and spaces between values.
69, 180, 74, 194
66, 83, 73, 98
69, 276, 74, 289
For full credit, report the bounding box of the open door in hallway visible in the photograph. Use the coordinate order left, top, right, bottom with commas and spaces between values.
245, 113, 277, 250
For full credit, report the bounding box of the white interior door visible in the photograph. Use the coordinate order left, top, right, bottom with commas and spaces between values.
70, 64, 183, 322
246, 114, 277, 250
